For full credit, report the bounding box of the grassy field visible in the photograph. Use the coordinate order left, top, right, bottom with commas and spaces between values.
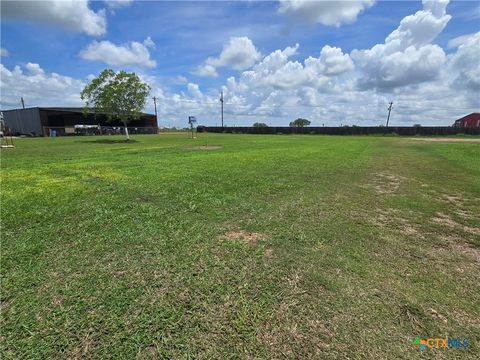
1, 133, 479, 359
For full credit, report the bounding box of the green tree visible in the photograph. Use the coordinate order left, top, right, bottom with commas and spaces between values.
289, 118, 311, 127
81, 69, 151, 140
253, 122, 268, 127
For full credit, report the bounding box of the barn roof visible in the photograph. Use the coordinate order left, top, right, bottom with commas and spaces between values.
39, 107, 155, 117
2, 107, 154, 117
455, 112, 480, 122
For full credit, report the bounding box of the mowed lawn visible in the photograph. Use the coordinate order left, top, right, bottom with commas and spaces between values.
1, 134, 479, 359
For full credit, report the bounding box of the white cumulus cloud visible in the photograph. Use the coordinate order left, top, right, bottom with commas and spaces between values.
447, 32, 478, 48
448, 32, 480, 91
0, 63, 85, 108
351, 0, 451, 90
25, 62, 45, 76
305, 45, 354, 76
187, 83, 203, 98
234, 44, 351, 92
1, 0, 106, 36
80, 38, 157, 68
194, 64, 218, 78
278, 0, 375, 26
194, 37, 261, 77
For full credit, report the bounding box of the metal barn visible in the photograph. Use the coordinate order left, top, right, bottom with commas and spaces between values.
2, 107, 158, 136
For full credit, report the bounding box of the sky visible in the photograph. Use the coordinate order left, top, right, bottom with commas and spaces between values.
1, 0, 479, 127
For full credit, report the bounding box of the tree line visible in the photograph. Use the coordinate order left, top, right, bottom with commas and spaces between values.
254, 118, 311, 128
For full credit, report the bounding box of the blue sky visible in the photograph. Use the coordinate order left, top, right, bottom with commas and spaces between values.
1, 1, 479, 126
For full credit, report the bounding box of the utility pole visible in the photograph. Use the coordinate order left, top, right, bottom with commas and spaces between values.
153, 96, 158, 127
220, 91, 224, 128
386, 101, 393, 127
21, 97, 25, 109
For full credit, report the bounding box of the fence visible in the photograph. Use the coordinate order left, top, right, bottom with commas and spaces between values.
43, 126, 158, 136
198, 126, 480, 136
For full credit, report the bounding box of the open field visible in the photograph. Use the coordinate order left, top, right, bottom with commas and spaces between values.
1, 134, 479, 359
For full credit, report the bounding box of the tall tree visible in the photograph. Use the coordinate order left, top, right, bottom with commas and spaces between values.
253, 122, 268, 127
81, 69, 151, 140
289, 118, 311, 127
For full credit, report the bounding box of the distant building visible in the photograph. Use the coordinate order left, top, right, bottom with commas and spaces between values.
1, 107, 157, 136
453, 113, 480, 127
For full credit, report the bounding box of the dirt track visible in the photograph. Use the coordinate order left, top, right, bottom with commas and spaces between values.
408, 137, 480, 143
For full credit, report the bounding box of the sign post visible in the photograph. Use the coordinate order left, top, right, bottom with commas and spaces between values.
188, 116, 197, 139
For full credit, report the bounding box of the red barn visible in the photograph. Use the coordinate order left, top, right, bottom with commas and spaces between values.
453, 113, 480, 127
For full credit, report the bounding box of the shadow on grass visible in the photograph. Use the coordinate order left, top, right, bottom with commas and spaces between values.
77, 139, 138, 144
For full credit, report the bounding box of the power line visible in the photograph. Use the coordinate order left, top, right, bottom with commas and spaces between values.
152, 96, 158, 125
386, 101, 393, 127
220, 91, 224, 128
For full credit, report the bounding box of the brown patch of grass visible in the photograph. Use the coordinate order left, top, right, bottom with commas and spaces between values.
428, 308, 448, 323
455, 209, 474, 219
369, 172, 406, 194
432, 212, 459, 228
264, 248, 273, 257
222, 230, 266, 244
409, 137, 480, 143
147, 343, 161, 359
453, 310, 480, 328
283, 271, 304, 293
136, 195, 153, 203
433, 212, 480, 235
402, 224, 418, 235
368, 207, 422, 238
441, 194, 464, 206
51, 296, 64, 308
188, 145, 223, 150
257, 301, 334, 358
68, 332, 96, 359
452, 243, 480, 264
434, 235, 480, 267
87, 175, 102, 180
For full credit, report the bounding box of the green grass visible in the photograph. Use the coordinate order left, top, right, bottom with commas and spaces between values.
1, 134, 479, 359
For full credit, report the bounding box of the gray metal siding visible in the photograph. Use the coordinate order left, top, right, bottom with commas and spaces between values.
2, 108, 42, 135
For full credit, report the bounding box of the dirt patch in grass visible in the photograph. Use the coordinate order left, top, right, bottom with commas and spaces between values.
409, 137, 480, 143
401, 224, 419, 236
428, 308, 448, 323
135, 195, 156, 204
369, 207, 422, 237
433, 212, 480, 235
435, 235, 480, 265
432, 212, 459, 228
257, 301, 334, 358
78, 139, 137, 144
222, 230, 265, 244
438, 193, 477, 219
367, 172, 406, 194
452, 243, 480, 264
453, 310, 480, 328
188, 145, 223, 150
440, 193, 466, 207
455, 209, 474, 219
